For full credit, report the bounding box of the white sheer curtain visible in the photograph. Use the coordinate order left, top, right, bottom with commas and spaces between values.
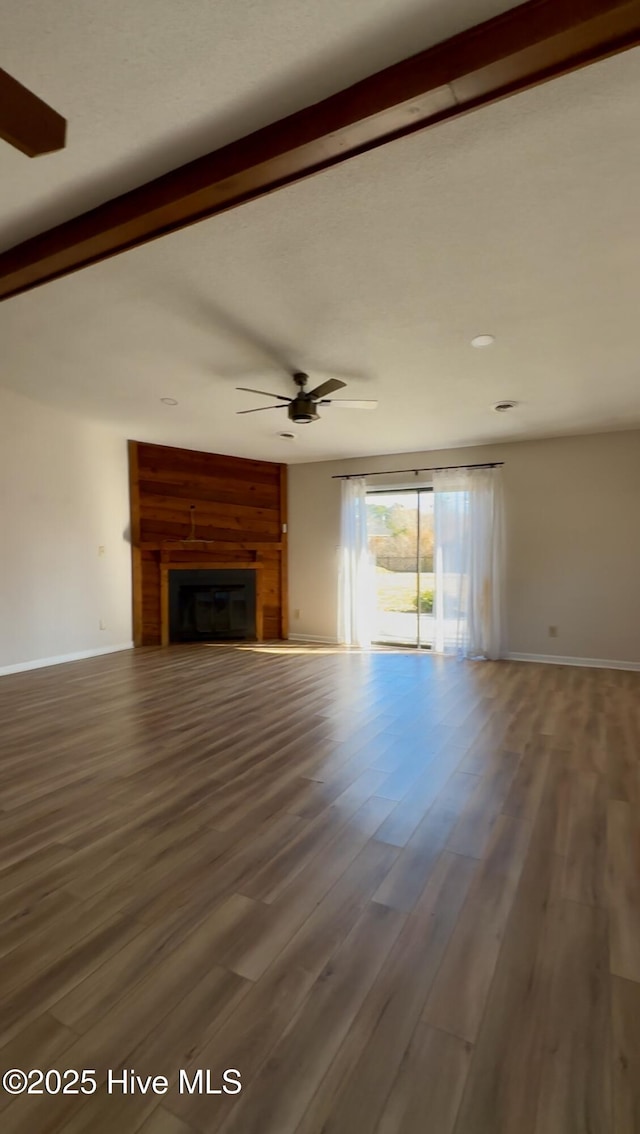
338, 477, 372, 648
433, 466, 505, 660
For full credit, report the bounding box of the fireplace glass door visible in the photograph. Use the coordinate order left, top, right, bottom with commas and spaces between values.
169, 569, 256, 641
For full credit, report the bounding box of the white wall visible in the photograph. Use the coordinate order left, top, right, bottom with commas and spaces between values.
0, 387, 132, 673
288, 429, 640, 666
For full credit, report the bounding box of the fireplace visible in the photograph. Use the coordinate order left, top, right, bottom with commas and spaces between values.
168, 569, 257, 642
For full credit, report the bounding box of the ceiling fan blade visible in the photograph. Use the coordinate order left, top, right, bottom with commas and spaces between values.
320, 399, 378, 409
236, 405, 286, 414
307, 378, 347, 400
236, 387, 291, 401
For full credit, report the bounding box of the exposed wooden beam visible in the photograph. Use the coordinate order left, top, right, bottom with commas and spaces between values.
0, 68, 66, 158
1, 0, 639, 301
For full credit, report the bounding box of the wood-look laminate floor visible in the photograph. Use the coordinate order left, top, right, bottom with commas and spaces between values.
0, 644, 639, 1134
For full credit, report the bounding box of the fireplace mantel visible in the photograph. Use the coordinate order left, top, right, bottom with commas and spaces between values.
140, 540, 282, 551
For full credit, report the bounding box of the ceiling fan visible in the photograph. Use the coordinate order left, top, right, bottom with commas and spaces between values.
237, 371, 377, 424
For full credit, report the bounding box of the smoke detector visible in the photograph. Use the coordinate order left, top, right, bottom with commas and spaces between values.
493, 400, 517, 413
471, 334, 495, 348
278, 431, 297, 440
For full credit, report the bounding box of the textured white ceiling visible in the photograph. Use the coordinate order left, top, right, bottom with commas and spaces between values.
1, 10, 640, 463
0, 0, 516, 247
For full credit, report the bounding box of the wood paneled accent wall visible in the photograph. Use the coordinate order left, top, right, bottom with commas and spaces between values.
128, 441, 287, 646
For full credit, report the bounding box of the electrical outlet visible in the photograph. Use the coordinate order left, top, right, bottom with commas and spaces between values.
99, 619, 106, 631
98, 545, 106, 557
548, 625, 558, 638
294, 609, 301, 620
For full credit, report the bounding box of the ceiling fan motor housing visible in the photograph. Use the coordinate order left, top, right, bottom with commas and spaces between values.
288, 397, 319, 423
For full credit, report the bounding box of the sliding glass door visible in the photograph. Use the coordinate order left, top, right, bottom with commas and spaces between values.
366, 489, 434, 648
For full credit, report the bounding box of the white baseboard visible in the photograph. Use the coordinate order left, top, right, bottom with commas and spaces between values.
288, 633, 340, 645
0, 641, 134, 677
506, 651, 640, 673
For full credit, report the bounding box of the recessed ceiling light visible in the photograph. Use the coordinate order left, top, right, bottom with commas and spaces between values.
493, 400, 517, 412
279, 431, 296, 440
160, 397, 178, 405
471, 334, 495, 348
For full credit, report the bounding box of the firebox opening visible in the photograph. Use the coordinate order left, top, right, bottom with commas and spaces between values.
169, 569, 256, 642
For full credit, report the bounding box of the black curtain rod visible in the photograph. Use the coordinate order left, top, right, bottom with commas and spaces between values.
332, 461, 504, 480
